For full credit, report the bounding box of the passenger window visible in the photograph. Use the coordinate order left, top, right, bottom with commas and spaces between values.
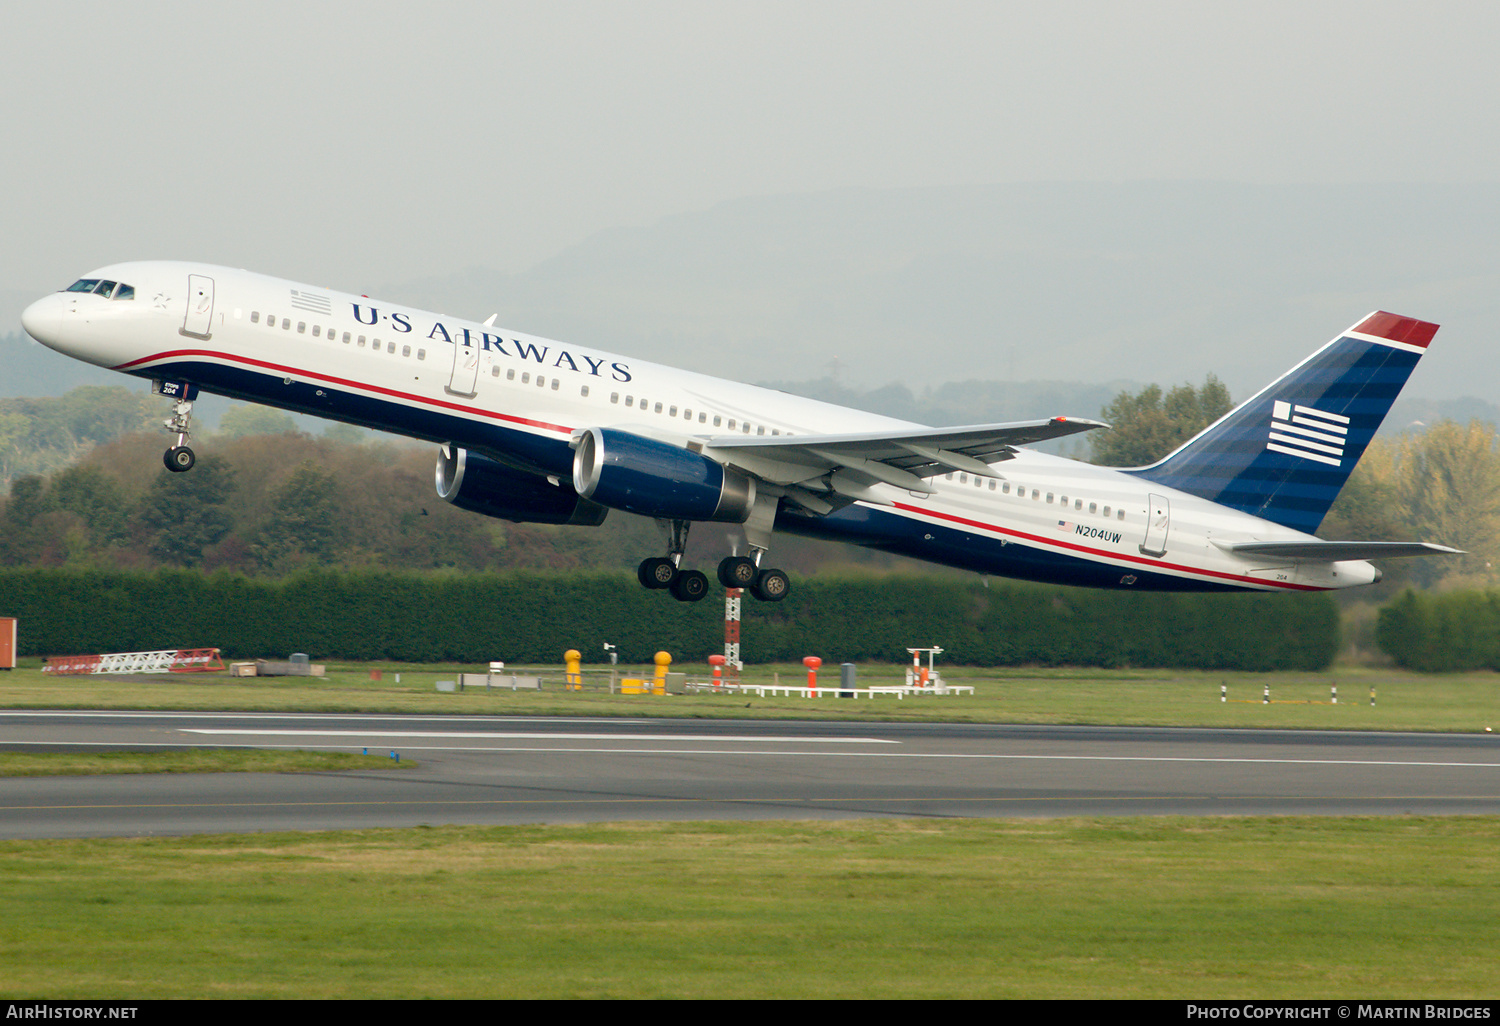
539, 376, 547, 388
250, 312, 260, 324
714, 416, 722, 427
312, 325, 321, 337
960, 474, 968, 484
522, 373, 530, 384
669, 406, 678, 417
581, 385, 590, 397
611, 392, 619, 403
743, 423, 751, 433
1089, 502, 1097, 514
282, 318, 291, 330
654, 402, 662, 413
1117, 509, 1125, 520
297, 322, 306, 333
507, 369, 516, 380
625, 396, 634, 407
342, 332, 351, 343
402, 345, 411, 358
727, 419, 735, 430
418, 349, 426, 360
551, 379, 559, 390
1103, 506, 1111, 517
358, 337, 366, 348
1002, 483, 1010, 494
699, 413, 707, 423
1047, 493, 1054, 503
491, 366, 500, 376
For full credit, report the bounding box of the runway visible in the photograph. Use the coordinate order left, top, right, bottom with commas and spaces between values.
2, 710, 1499, 838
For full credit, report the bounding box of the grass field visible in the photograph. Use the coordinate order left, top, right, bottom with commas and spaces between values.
1, 659, 1496, 733
0, 749, 413, 777
2, 817, 1496, 999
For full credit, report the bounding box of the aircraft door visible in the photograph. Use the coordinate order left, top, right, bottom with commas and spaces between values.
446, 338, 480, 398
180, 275, 214, 340
1139, 493, 1170, 556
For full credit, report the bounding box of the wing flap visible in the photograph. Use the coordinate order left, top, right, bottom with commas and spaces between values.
704, 416, 1107, 480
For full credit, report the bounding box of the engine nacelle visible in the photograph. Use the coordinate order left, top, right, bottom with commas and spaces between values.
435, 445, 608, 526
572, 428, 756, 523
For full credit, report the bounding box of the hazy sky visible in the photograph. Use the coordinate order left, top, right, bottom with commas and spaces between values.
7, 1, 1499, 305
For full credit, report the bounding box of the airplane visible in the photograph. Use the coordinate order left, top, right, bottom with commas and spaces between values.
20, 261, 1458, 602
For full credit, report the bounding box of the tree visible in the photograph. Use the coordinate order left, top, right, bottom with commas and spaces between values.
137, 456, 238, 567
48, 465, 130, 550
1089, 376, 1232, 467
248, 462, 348, 572
1388, 420, 1500, 587
218, 404, 298, 439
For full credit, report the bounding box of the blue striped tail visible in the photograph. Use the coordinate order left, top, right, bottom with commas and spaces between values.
1126, 312, 1438, 533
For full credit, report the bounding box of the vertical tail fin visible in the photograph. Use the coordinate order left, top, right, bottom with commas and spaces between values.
1127, 312, 1438, 533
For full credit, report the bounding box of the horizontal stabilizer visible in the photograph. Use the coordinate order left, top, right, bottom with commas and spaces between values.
1217, 540, 1463, 561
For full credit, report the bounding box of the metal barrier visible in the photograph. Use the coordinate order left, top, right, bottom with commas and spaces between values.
42, 648, 226, 675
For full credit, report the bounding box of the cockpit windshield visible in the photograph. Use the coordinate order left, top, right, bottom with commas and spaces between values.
64, 278, 134, 300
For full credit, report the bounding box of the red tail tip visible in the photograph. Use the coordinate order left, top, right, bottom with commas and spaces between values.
1355, 311, 1439, 348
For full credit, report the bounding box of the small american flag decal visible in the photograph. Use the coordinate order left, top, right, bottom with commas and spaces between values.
290, 289, 332, 315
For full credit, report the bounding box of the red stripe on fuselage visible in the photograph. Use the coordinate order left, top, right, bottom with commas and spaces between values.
114, 349, 575, 436
888, 501, 1325, 591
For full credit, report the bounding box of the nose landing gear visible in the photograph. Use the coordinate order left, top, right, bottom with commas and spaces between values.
154, 381, 200, 474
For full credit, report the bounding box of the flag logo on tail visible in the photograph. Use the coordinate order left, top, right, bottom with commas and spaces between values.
1267, 400, 1347, 467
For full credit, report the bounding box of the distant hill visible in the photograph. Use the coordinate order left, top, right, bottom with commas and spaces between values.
373, 182, 1500, 403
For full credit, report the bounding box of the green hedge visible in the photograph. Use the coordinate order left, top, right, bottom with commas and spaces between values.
0, 569, 1338, 670
1377, 588, 1500, 671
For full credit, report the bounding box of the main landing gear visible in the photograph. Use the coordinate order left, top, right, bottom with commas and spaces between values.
637, 520, 790, 603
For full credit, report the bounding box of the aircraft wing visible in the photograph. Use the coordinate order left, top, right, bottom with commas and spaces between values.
1217, 540, 1464, 561
698, 417, 1108, 501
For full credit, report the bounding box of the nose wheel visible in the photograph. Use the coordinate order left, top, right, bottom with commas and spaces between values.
164, 446, 196, 473
159, 387, 198, 473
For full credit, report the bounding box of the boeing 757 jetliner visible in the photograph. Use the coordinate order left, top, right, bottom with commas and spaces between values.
21, 262, 1457, 601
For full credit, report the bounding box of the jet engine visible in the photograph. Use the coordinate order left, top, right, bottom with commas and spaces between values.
571, 427, 756, 523
435, 445, 608, 526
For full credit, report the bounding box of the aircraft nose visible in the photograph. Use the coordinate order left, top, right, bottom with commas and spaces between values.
20, 294, 61, 348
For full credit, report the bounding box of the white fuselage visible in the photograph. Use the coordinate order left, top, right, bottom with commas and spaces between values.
21, 261, 1376, 592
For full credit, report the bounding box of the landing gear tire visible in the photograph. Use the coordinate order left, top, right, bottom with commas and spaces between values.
717, 555, 759, 589
164, 446, 196, 473
637, 557, 677, 590
670, 569, 710, 602
751, 568, 791, 603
